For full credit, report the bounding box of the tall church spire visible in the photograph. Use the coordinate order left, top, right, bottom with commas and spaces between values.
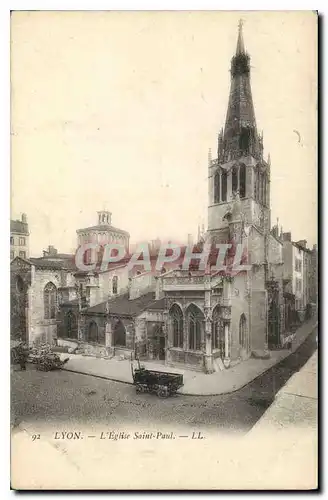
236, 19, 245, 55
218, 21, 262, 163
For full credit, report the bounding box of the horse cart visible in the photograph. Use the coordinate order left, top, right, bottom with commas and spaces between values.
131, 359, 183, 398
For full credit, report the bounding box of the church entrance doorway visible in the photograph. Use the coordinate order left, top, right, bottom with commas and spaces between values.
147, 322, 165, 361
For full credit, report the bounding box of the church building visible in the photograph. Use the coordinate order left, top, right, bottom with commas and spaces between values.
11, 24, 297, 375
158, 22, 286, 372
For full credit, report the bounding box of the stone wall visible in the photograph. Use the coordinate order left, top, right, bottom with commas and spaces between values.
96, 265, 129, 303
268, 233, 283, 265
230, 273, 250, 360
250, 289, 267, 351
29, 269, 62, 345
249, 226, 265, 265
129, 272, 155, 300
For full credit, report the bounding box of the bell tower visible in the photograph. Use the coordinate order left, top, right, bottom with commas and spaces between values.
97, 210, 112, 226
208, 21, 271, 245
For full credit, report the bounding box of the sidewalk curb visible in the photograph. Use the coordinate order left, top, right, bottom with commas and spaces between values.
61, 320, 318, 397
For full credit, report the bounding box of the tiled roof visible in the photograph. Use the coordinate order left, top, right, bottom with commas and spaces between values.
76, 225, 129, 236
86, 291, 161, 317
10, 220, 29, 235
29, 256, 77, 271
146, 297, 166, 310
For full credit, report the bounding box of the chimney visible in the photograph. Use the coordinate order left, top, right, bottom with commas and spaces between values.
296, 239, 307, 249
282, 232, 291, 242
21, 213, 27, 224
48, 245, 57, 256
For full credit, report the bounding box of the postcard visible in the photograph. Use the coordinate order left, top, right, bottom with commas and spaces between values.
10, 10, 318, 490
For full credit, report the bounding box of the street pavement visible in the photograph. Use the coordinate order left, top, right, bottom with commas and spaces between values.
11, 327, 318, 434
59, 317, 318, 395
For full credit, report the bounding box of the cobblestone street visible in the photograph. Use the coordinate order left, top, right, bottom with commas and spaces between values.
11, 328, 317, 434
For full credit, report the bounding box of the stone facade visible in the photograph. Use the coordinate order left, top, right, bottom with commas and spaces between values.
10, 213, 29, 260
10, 256, 74, 345
77, 210, 130, 265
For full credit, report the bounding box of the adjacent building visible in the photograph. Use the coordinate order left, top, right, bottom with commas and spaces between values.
282, 233, 317, 321
10, 213, 29, 260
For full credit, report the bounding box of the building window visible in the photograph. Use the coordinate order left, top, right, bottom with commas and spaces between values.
232, 166, 238, 194
16, 275, 25, 293
170, 304, 183, 348
239, 164, 246, 198
19, 251, 26, 259
259, 173, 263, 204
239, 313, 247, 349
10, 251, 14, 260
212, 306, 224, 356
296, 278, 302, 293
10, 236, 14, 245
112, 276, 118, 295
65, 311, 78, 339
187, 304, 203, 351
19, 237, 26, 246
221, 169, 227, 202
212, 307, 219, 350
113, 319, 126, 347
263, 175, 267, 206
214, 171, 221, 203
84, 248, 92, 265
239, 127, 251, 153
254, 168, 260, 201
44, 282, 57, 319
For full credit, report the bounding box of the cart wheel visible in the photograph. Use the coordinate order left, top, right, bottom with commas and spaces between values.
136, 384, 144, 393
157, 386, 169, 398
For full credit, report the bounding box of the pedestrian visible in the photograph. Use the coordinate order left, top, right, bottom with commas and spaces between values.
17, 342, 29, 371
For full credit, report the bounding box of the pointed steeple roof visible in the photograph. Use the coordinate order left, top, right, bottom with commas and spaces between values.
218, 22, 262, 163
236, 19, 245, 55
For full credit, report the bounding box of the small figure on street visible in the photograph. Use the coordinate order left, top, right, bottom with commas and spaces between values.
16, 342, 29, 371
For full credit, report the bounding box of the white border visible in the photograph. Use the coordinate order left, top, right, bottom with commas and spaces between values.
2, 2, 323, 499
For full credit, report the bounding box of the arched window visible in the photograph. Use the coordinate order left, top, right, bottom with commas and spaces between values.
259, 173, 264, 204
187, 304, 203, 351
214, 171, 221, 204
170, 304, 183, 348
44, 282, 57, 319
88, 321, 98, 343
112, 276, 118, 295
221, 169, 227, 202
239, 164, 246, 198
83, 248, 92, 265
13, 275, 27, 341
66, 310, 78, 339
212, 306, 224, 356
239, 313, 247, 349
239, 127, 251, 153
232, 166, 238, 194
263, 174, 267, 206
113, 319, 126, 347
16, 275, 25, 294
